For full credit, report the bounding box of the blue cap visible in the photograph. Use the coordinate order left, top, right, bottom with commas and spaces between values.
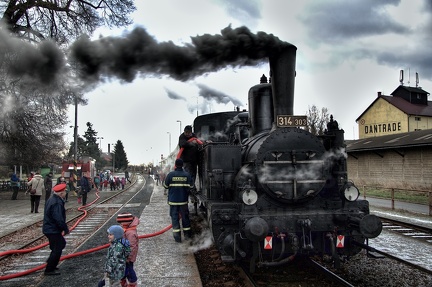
107, 225, 124, 240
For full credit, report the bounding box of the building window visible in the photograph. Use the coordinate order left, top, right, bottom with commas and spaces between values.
417, 94, 421, 99
415, 117, 421, 121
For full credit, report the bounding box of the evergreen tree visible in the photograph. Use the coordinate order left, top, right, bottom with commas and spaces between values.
83, 122, 99, 157
112, 140, 129, 171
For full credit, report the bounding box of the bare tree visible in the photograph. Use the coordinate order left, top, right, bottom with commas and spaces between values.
0, 78, 72, 170
306, 105, 330, 136
1, 0, 136, 44
0, 0, 135, 170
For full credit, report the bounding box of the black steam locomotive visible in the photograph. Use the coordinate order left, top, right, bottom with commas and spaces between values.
191, 45, 382, 272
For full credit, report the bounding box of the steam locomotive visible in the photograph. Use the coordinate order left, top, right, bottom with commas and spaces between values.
190, 44, 382, 272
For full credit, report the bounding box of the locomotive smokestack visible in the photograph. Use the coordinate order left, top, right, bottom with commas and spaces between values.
269, 45, 297, 125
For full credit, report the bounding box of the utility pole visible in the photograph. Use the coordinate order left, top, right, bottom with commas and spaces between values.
73, 96, 78, 191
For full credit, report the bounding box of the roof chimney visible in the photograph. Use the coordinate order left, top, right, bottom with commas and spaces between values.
377, 92, 382, 97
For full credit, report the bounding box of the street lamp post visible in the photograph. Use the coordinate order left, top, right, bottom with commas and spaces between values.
167, 132, 171, 155
111, 143, 115, 173
176, 120, 182, 135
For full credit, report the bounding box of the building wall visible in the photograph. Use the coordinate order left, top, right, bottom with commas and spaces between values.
347, 147, 432, 189
358, 98, 408, 138
408, 115, 432, 131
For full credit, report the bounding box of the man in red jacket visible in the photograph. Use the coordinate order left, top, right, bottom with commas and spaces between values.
178, 125, 201, 187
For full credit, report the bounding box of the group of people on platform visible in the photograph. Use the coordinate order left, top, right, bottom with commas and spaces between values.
93, 171, 129, 192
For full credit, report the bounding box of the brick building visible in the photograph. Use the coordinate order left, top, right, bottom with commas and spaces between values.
346, 130, 432, 189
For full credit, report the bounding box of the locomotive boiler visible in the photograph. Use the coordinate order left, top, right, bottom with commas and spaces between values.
191, 44, 382, 272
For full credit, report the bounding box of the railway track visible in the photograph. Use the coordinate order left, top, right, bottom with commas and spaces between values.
0, 175, 150, 286
380, 217, 432, 244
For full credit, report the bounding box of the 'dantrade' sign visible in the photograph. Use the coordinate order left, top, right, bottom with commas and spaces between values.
364, 122, 401, 134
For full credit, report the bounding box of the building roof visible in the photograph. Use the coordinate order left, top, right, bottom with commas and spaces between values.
356, 95, 432, 122
391, 85, 429, 95
346, 129, 432, 152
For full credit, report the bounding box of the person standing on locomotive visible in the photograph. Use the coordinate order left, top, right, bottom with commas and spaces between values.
163, 158, 194, 243
178, 125, 201, 187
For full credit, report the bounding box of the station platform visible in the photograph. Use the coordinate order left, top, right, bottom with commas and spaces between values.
135, 184, 203, 287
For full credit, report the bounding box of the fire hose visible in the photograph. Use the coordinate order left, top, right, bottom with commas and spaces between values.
0, 187, 173, 281
0, 223, 172, 280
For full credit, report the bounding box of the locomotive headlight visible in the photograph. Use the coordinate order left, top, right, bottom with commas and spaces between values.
242, 189, 258, 205
343, 183, 360, 201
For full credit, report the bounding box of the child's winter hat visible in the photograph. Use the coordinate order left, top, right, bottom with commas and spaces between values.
107, 225, 124, 240
116, 212, 134, 224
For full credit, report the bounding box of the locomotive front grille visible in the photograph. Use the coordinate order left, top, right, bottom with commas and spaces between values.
257, 157, 327, 202
263, 179, 326, 184
263, 160, 324, 164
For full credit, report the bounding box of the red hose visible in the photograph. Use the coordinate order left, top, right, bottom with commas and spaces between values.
0, 190, 101, 258
0, 224, 172, 280
0, 178, 173, 281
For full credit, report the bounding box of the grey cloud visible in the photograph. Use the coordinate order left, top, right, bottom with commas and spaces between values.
216, 0, 262, 27
300, 0, 409, 43
165, 88, 187, 100
197, 83, 243, 107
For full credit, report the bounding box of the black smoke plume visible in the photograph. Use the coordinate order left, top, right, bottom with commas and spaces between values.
70, 25, 293, 83
1, 25, 293, 86
0, 28, 65, 85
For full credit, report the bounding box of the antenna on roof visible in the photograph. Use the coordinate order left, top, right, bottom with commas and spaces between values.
416, 72, 419, 88
399, 70, 404, 85
408, 68, 410, 86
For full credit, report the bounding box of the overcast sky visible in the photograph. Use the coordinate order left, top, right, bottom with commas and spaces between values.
61, 0, 432, 165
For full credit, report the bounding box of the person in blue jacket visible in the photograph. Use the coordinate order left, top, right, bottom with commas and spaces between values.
42, 183, 69, 275
10, 173, 20, 200
163, 158, 194, 243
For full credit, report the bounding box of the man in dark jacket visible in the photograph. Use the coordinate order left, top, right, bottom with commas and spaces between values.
42, 183, 69, 275
178, 125, 201, 187
163, 158, 194, 243
44, 172, 53, 202
80, 175, 91, 206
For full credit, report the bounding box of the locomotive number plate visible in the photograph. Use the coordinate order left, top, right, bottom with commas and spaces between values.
277, 115, 308, 127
